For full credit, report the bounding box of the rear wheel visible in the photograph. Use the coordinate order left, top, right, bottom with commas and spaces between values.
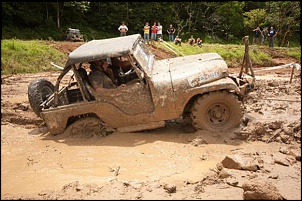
63, 117, 114, 137
28, 78, 54, 117
190, 90, 243, 131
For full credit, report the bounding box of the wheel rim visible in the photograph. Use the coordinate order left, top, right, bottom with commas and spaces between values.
206, 102, 230, 127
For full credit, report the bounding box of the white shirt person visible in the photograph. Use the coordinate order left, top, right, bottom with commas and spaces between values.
118, 22, 128, 36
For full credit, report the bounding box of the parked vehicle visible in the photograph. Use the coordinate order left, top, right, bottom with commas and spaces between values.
28, 34, 255, 135
66, 28, 83, 42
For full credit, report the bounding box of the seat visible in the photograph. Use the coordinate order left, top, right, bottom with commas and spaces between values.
78, 68, 95, 100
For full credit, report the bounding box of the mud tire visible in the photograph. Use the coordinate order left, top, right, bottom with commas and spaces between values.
63, 117, 113, 137
191, 90, 243, 131
28, 78, 54, 117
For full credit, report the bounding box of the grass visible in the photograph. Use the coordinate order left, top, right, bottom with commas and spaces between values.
1, 39, 65, 75
156, 41, 300, 68
1, 39, 301, 75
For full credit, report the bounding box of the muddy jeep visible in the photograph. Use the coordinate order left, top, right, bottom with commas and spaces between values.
28, 34, 254, 135
66, 28, 84, 42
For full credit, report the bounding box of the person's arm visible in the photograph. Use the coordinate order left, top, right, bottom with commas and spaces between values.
89, 78, 104, 92
92, 81, 126, 92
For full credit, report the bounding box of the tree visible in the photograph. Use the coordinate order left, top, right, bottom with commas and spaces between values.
265, 1, 300, 47
216, 1, 245, 39
55, 1, 90, 29
56, 2, 60, 28
243, 8, 267, 29
1, 1, 300, 45
172, 2, 193, 37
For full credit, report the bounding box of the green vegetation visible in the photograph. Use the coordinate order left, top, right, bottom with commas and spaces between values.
2, 2, 300, 47
1, 39, 65, 74
157, 41, 300, 68
1, 39, 300, 75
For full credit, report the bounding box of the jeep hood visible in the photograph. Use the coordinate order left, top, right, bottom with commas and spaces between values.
64, 34, 141, 68
153, 53, 229, 92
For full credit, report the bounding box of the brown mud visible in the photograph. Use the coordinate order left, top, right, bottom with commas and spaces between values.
1, 41, 301, 200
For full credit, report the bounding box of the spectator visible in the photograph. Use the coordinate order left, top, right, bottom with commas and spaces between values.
157, 22, 163, 41
118, 22, 128, 37
167, 24, 175, 42
267, 26, 277, 48
196, 38, 202, 48
174, 35, 182, 46
252, 26, 261, 45
151, 22, 157, 45
188, 35, 195, 46
261, 27, 268, 46
143, 22, 150, 44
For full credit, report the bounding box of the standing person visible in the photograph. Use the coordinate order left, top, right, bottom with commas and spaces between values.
143, 22, 150, 45
261, 27, 268, 46
156, 22, 163, 41
268, 26, 277, 48
252, 26, 261, 45
118, 21, 128, 37
167, 24, 175, 42
150, 22, 157, 45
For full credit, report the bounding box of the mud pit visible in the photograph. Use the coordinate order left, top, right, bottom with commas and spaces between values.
1, 42, 301, 200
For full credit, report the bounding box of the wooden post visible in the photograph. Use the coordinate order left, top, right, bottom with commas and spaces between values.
289, 65, 295, 83
239, 36, 255, 80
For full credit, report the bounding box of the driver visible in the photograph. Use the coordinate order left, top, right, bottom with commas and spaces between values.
88, 60, 126, 92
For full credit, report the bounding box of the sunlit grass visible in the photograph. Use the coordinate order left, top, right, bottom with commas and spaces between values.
1, 39, 65, 74
1, 38, 301, 75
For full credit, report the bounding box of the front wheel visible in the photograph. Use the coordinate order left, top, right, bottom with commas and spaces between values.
28, 78, 54, 117
190, 90, 243, 131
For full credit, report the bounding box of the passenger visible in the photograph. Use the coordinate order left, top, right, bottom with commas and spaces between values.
110, 57, 138, 85
111, 57, 132, 72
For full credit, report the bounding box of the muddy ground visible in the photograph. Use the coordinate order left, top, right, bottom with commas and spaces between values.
1, 41, 301, 200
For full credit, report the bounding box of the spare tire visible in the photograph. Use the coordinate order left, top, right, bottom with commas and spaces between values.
28, 78, 54, 117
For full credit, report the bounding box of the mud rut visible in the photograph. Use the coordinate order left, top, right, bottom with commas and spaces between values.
1, 42, 301, 200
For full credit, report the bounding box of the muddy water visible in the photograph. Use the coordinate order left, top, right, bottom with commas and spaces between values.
1, 69, 301, 199
1, 124, 290, 196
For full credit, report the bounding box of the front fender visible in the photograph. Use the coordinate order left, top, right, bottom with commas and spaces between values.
188, 77, 241, 95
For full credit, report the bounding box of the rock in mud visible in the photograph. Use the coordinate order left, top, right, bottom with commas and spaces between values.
242, 179, 284, 200
221, 154, 260, 171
